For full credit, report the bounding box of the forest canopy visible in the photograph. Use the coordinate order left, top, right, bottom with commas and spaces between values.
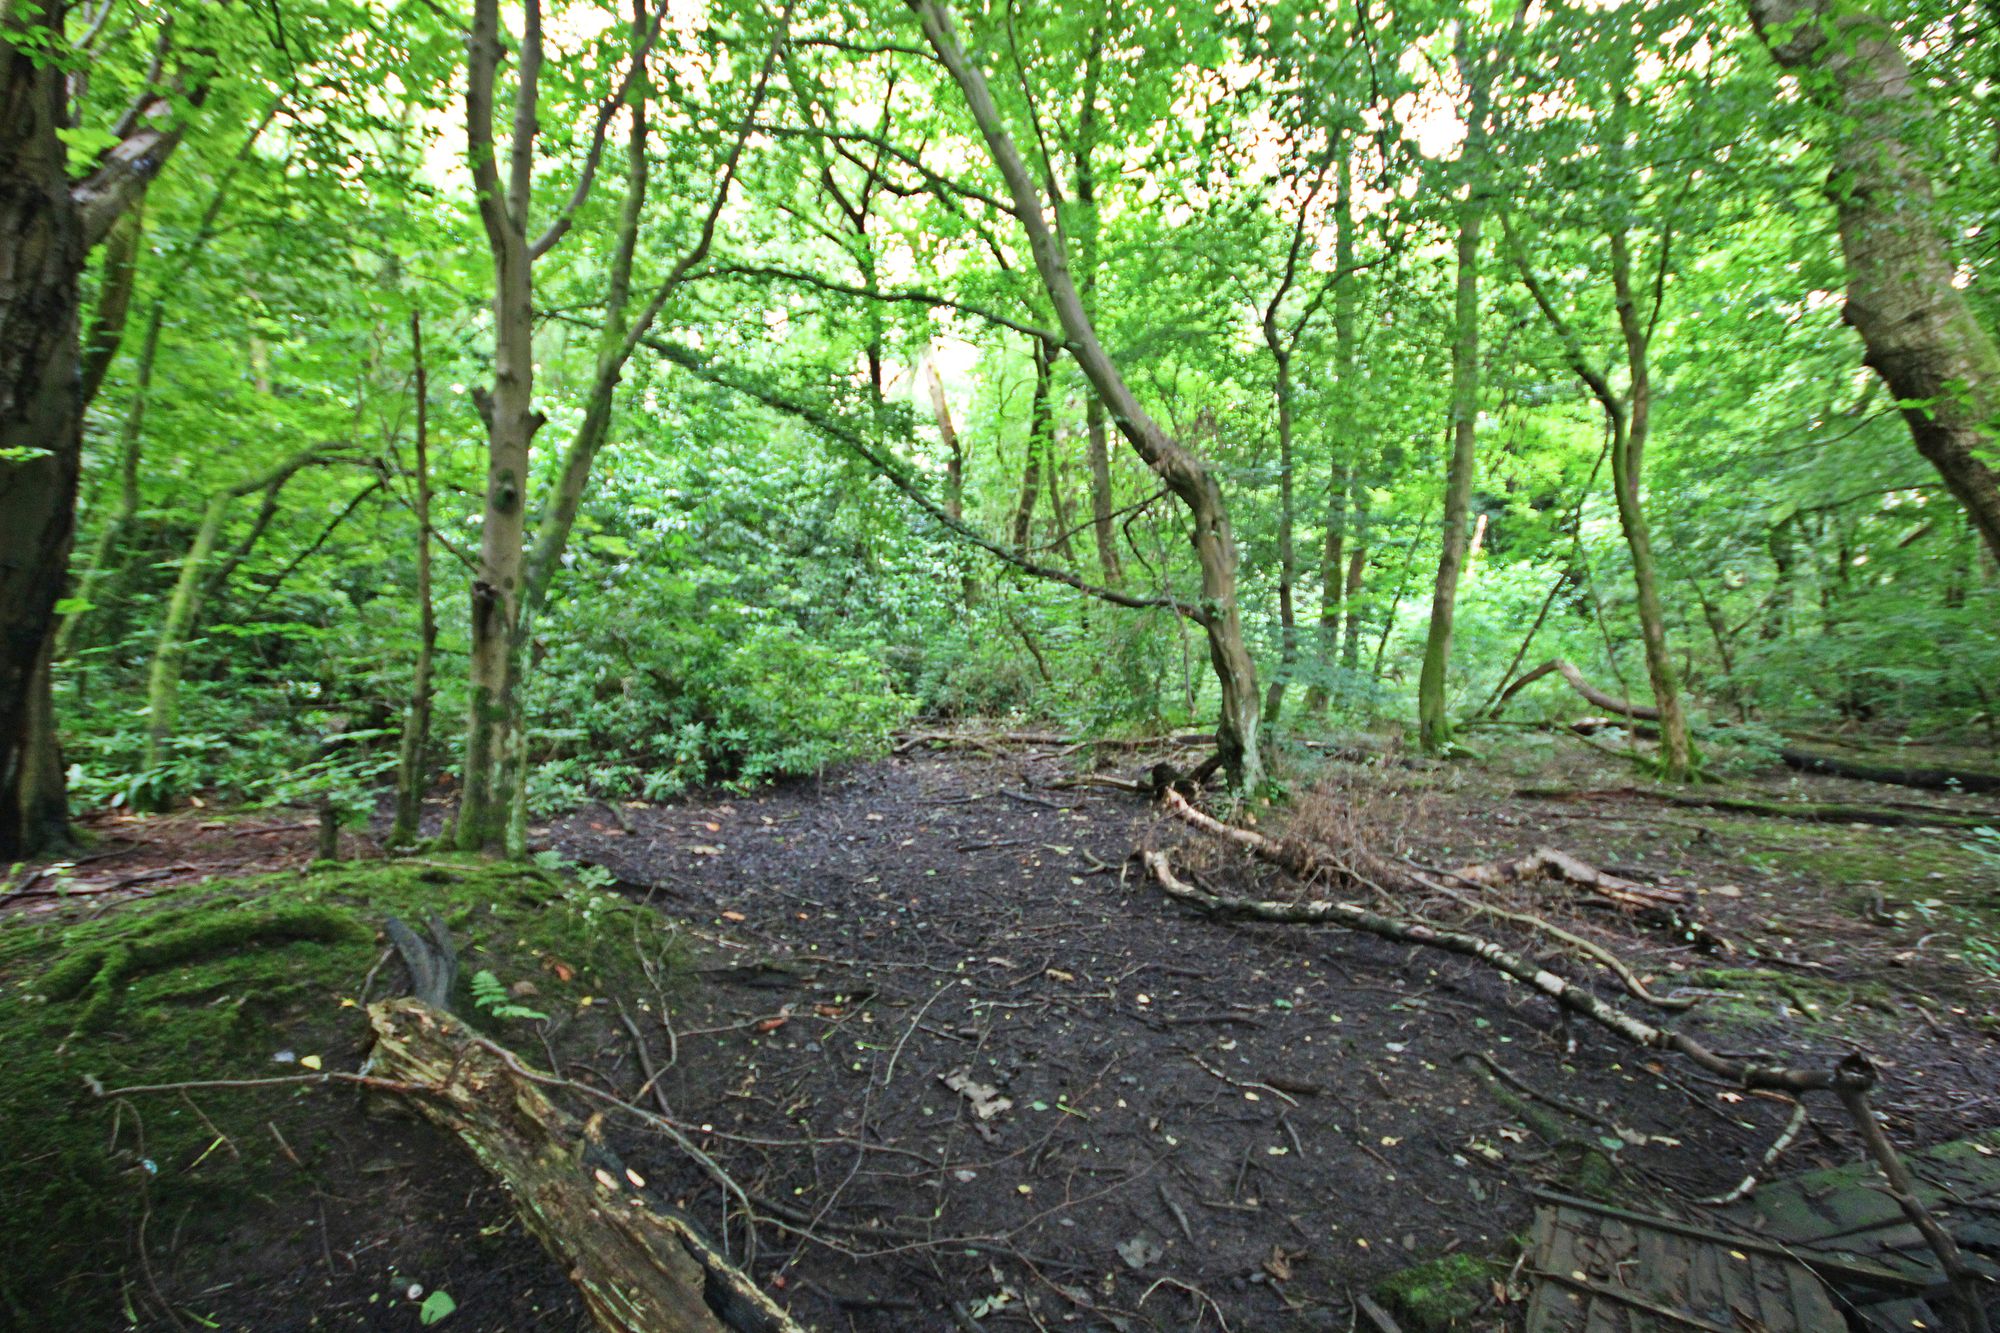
0, 0, 1995, 853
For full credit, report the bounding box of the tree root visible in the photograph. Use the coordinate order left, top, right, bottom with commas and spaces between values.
42, 906, 366, 1037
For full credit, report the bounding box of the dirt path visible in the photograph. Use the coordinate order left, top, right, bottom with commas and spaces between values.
542, 746, 2000, 1330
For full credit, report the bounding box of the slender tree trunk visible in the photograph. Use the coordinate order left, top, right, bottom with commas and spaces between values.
1046, 449, 1078, 563
1609, 230, 1694, 779
1308, 151, 1362, 713
1308, 473, 1346, 714
1341, 515, 1369, 670
55, 302, 160, 660
457, 0, 546, 852
78, 197, 144, 407
1072, 43, 1122, 587
390, 311, 436, 847
1417, 201, 1483, 753
924, 356, 977, 605
924, 357, 965, 521
1749, 0, 2000, 564
1264, 345, 1298, 725
914, 0, 1263, 788
0, 20, 84, 858
1012, 339, 1054, 549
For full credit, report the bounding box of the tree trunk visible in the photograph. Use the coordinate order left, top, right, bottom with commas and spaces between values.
914, 0, 1263, 788
54, 300, 160, 661
1748, 0, 2000, 565
457, 0, 546, 853
1012, 338, 1054, 549
1418, 199, 1483, 754
0, 21, 84, 858
1071, 54, 1123, 588
1263, 346, 1298, 725
390, 311, 436, 848
1609, 229, 1694, 780
924, 356, 965, 520
1341, 524, 1369, 670
1306, 151, 1359, 716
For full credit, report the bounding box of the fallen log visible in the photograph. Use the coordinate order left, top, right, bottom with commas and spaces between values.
1521, 784, 1998, 829
1443, 846, 1685, 911
365, 998, 804, 1333
1777, 747, 2000, 794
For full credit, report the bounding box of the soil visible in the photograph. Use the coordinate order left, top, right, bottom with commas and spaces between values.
9, 734, 2000, 1331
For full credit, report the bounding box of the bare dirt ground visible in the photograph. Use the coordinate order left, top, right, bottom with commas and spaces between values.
11, 735, 2000, 1330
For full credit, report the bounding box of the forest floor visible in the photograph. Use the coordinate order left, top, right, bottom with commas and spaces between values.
6, 733, 2000, 1331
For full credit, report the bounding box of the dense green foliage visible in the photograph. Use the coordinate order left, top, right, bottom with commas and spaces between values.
20, 0, 2000, 830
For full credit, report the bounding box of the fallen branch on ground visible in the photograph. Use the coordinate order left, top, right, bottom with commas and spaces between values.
1697, 1100, 1808, 1205
1146, 794, 1994, 1332
1520, 785, 1999, 830
366, 999, 805, 1333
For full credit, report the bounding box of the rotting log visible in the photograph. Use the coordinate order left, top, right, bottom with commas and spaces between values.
365, 999, 804, 1333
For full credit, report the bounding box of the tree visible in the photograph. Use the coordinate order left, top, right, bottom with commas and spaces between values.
0, 3, 222, 854
1417, 27, 1495, 755
1747, 0, 2000, 566
910, 0, 1265, 787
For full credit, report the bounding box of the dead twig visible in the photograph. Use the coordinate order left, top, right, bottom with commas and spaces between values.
1697, 1099, 1808, 1205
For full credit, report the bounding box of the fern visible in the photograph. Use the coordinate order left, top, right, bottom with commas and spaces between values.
470, 968, 547, 1021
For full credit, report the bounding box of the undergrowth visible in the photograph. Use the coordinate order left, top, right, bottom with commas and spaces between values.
0, 858, 682, 1327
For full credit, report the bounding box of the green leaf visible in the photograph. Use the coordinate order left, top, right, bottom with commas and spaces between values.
418, 1290, 456, 1325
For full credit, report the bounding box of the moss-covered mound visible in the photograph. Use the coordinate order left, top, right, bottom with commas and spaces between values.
0, 857, 679, 1327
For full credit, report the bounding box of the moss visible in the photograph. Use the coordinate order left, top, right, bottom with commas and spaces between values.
0, 856, 684, 1326
42, 905, 366, 1033
1374, 1253, 1500, 1330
